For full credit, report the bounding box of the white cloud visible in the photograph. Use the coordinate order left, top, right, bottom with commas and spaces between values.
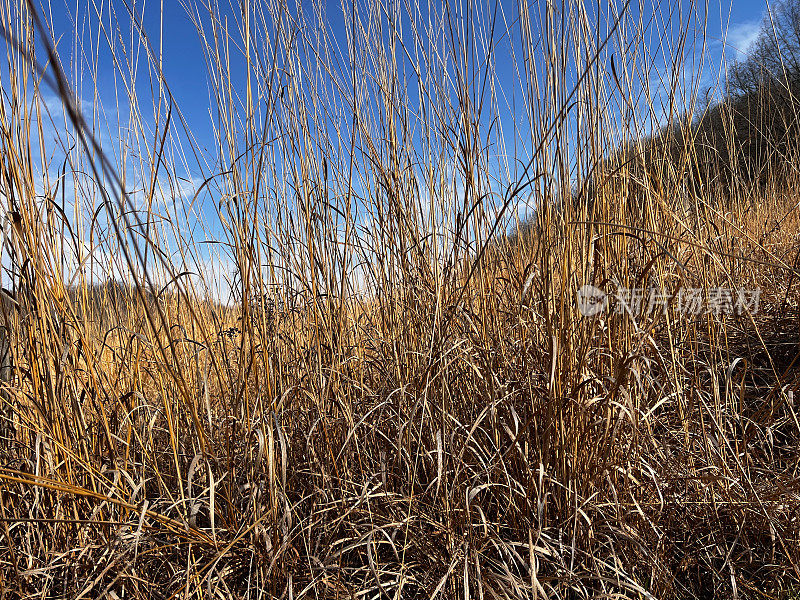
725, 20, 762, 56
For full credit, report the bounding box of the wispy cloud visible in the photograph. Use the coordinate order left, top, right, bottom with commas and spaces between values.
724, 20, 762, 56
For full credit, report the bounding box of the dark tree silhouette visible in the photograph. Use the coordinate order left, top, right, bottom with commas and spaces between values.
728, 0, 800, 97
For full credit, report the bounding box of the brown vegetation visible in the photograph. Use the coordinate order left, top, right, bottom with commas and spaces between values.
1, 0, 800, 598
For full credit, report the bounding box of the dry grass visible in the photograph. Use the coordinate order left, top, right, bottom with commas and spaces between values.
0, 0, 799, 597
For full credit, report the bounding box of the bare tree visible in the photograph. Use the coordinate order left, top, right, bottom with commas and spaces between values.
728, 0, 800, 97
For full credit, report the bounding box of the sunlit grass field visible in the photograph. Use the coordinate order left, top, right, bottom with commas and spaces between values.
1, 0, 800, 597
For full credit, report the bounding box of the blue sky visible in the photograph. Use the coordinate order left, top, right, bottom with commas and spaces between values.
33, 0, 770, 162
1, 0, 774, 300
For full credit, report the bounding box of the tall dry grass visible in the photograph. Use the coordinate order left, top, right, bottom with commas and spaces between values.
0, 0, 799, 597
